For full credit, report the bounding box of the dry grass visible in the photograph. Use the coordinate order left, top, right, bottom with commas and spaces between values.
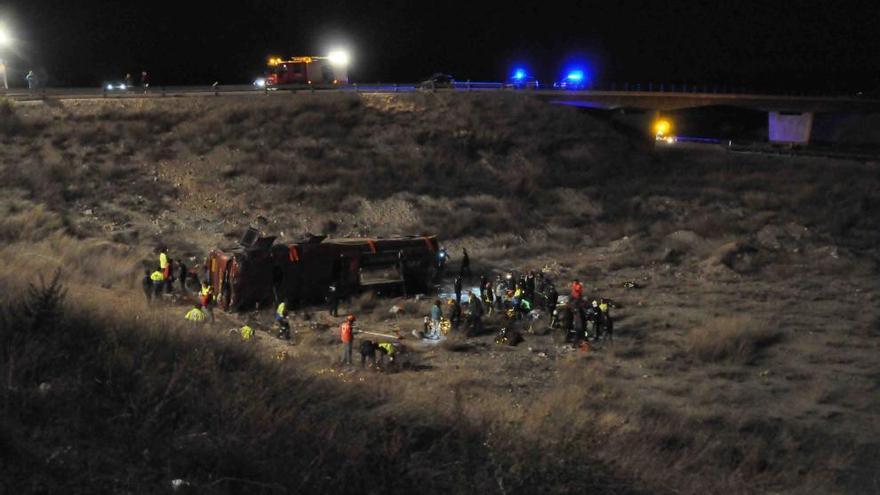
686, 317, 782, 364
0, 95, 878, 494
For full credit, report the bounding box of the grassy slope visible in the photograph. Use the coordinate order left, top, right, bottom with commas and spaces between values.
0, 94, 879, 494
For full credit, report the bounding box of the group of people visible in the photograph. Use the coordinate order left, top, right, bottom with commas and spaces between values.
433, 259, 615, 347
122, 71, 150, 92
141, 247, 216, 324
551, 284, 614, 345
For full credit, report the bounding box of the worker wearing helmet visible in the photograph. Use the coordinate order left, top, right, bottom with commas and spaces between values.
340, 315, 356, 365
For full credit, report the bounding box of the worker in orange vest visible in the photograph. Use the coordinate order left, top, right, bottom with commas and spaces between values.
570, 279, 584, 305
340, 315, 356, 365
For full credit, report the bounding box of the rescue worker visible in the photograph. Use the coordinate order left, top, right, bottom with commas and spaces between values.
546, 284, 559, 313
340, 315, 355, 365
360, 340, 378, 368
271, 264, 284, 306
519, 297, 533, 319
460, 248, 471, 279
494, 277, 506, 311
275, 300, 290, 340
573, 305, 587, 346
376, 341, 396, 367
240, 325, 254, 341
570, 279, 584, 305
164, 258, 175, 294
599, 298, 610, 316
479, 274, 488, 299
150, 269, 165, 299
525, 272, 536, 303
327, 283, 339, 316
559, 304, 574, 340
25, 70, 36, 90
185, 303, 207, 323
466, 290, 484, 336
429, 300, 442, 339
447, 299, 462, 330
604, 308, 614, 342
178, 260, 188, 293
453, 275, 463, 304
436, 248, 449, 280
199, 283, 215, 323
140, 70, 149, 93
124, 73, 133, 88
141, 269, 153, 304
483, 283, 495, 316
158, 247, 169, 278
591, 300, 605, 341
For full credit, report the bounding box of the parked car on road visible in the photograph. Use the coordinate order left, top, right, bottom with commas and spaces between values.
419, 73, 455, 90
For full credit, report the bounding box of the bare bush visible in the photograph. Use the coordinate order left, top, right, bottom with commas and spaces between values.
686, 317, 781, 364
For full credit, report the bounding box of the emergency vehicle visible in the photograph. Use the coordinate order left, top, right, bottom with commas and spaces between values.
262, 55, 349, 88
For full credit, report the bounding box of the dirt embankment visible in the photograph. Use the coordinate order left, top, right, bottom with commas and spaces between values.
0, 93, 879, 494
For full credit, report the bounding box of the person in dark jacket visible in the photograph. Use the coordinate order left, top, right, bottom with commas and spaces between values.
142, 270, 153, 304
545, 284, 559, 313
178, 261, 188, 293
360, 340, 378, 368
327, 284, 340, 316
466, 291, 483, 336
460, 248, 471, 279
447, 299, 462, 330
525, 272, 536, 303
272, 264, 284, 307
453, 275, 463, 304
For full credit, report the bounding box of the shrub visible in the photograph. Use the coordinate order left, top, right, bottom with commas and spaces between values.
686, 317, 781, 364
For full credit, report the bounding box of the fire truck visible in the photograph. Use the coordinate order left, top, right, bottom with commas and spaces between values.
263, 55, 349, 88
205, 230, 439, 311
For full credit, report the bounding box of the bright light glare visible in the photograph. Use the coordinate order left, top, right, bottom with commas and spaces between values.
0, 24, 12, 47
254, 78, 266, 88
566, 70, 584, 82
512, 68, 526, 80
654, 119, 671, 136
327, 50, 350, 67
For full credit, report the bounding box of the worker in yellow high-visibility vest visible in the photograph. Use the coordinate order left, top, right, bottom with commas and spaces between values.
159, 247, 170, 279
150, 270, 165, 299
185, 304, 207, 323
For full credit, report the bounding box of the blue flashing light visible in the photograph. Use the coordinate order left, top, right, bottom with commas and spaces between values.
512, 68, 527, 80
566, 70, 585, 82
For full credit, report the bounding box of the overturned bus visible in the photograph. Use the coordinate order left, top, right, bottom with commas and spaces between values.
205, 230, 439, 310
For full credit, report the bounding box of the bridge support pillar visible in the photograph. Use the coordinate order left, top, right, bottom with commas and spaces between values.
768, 111, 814, 145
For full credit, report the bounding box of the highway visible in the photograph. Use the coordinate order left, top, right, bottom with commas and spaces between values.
4, 83, 880, 113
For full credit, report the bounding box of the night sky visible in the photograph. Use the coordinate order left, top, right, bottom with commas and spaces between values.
1, 0, 879, 92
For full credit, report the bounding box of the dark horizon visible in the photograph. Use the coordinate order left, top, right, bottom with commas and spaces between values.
1, 0, 879, 92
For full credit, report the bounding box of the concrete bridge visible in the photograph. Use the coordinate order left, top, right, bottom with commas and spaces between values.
539, 90, 880, 145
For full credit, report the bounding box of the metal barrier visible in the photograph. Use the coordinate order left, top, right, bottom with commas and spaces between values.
2, 83, 873, 103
